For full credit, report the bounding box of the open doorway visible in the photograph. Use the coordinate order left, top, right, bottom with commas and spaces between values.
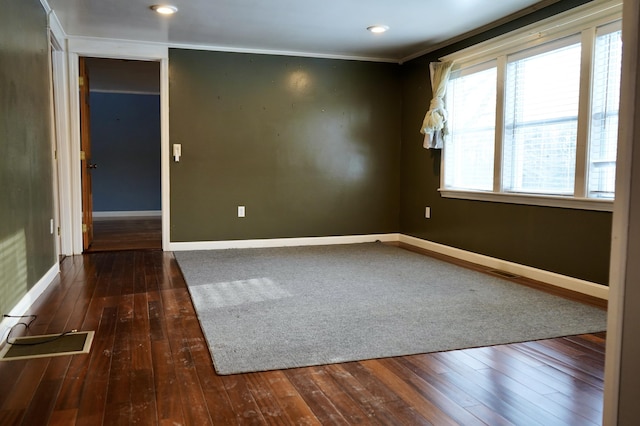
80, 57, 162, 252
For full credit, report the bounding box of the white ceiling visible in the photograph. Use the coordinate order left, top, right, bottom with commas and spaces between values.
47, 0, 559, 62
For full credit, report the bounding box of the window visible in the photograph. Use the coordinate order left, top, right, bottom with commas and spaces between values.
589, 24, 622, 199
445, 62, 496, 191
440, 1, 622, 211
503, 37, 581, 196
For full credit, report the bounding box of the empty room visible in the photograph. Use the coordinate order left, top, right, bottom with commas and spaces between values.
1, 0, 639, 424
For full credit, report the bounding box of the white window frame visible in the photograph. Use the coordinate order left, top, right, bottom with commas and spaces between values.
439, 0, 622, 212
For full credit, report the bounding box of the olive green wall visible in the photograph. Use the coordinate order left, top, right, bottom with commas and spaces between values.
169, 50, 401, 241
400, 0, 612, 285
0, 0, 55, 314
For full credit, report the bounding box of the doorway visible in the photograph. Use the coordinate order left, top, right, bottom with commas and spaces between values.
80, 57, 162, 252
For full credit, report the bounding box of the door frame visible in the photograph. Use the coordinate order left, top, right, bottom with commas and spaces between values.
48, 11, 73, 256
65, 39, 170, 254
78, 57, 94, 251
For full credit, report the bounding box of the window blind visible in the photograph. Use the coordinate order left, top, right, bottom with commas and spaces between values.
588, 25, 622, 199
502, 37, 581, 195
444, 62, 497, 191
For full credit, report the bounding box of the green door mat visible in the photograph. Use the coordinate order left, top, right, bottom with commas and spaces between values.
0, 331, 94, 361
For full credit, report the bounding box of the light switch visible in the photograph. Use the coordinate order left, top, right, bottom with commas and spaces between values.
173, 144, 182, 162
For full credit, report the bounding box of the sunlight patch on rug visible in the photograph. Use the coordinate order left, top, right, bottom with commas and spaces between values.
188, 277, 292, 308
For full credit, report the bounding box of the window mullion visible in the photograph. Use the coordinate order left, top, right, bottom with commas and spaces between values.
574, 28, 596, 198
494, 56, 506, 193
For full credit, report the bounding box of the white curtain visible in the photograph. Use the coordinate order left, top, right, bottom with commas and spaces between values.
420, 61, 453, 149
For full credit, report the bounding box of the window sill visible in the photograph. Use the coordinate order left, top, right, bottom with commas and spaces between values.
439, 189, 614, 212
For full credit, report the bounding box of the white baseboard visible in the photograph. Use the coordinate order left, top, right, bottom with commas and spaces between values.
399, 235, 608, 301
93, 210, 161, 219
0, 262, 60, 345
169, 232, 607, 301
169, 233, 401, 251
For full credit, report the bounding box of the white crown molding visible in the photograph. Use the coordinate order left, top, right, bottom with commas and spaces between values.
40, 0, 67, 48
65, 35, 400, 64
39, 0, 52, 14
166, 41, 399, 64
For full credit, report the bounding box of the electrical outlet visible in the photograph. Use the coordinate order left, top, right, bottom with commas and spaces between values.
238, 206, 245, 218
425, 207, 431, 219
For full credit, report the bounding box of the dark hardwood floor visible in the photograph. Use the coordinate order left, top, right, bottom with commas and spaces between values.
86, 217, 162, 252
0, 248, 606, 425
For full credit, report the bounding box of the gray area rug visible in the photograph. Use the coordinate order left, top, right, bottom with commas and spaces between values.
175, 243, 607, 375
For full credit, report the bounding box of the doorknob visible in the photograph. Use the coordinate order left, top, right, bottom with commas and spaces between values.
88, 163, 98, 169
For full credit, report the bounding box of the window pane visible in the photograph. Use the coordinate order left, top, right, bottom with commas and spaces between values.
503, 39, 581, 195
588, 28, 621, 199
444, 65, 496, 191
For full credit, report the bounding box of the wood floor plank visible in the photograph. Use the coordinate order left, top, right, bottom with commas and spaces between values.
306, 366, 379, 425
499, 343, 605, 407
399, 356, 480, 409
341, 362, 429, 425
431, 353, 548, 426
259, 370, 320, 425
328, 362, 431, 426
48, 408, 78, 425
103, 294, 134, 425
87, 217, 162, 252
0, 409, 25, 426
360, 359, 458, 425
484, 346, 604, 410
75, 306, 118, 425
284, 367, 351, 425
150, 338, 186, 425
543, 391, 602, 425
0, 239, 608, 426
564, 334, 606, 355
130, 368, 158, 424
131, 292, 153, 370
25, 355, 71, 422
20, 379, 63, 426
245, 372, 291, 425
464, 346, 557, 395
474, 365, 597, 425
0, 360, 28, 410
161, 288, 213, 425
514, 343, 605, 390
465, 403, 516, 426
1, 358, 50, 412
379, 357, 485, 426
195, 371, 238, 425
220, 373, 269, 424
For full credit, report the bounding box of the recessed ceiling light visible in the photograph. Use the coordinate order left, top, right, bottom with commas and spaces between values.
150, 5, 178, 15
367, 25, 389, 34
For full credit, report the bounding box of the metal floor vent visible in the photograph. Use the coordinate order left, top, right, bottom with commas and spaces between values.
0, 331, 94, 361
487, 269, 520, 279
